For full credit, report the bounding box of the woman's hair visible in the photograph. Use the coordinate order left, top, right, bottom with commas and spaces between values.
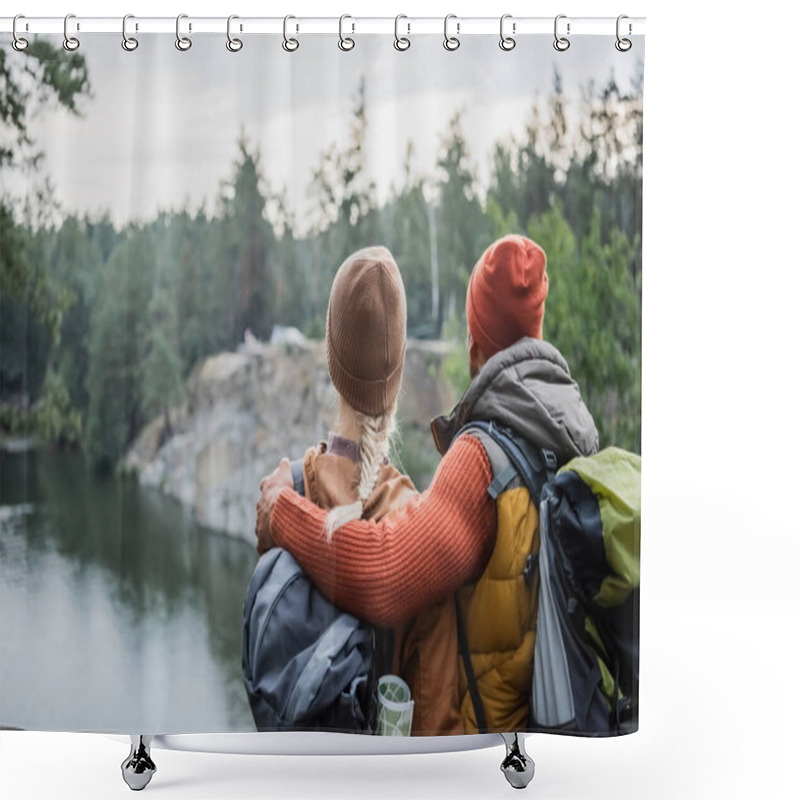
324, 405, 397, 541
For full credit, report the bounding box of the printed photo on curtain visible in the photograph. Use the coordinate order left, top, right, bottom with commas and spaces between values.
0, 20, 643, 755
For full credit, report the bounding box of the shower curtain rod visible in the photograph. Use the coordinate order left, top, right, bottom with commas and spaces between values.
1, 16, 645, 37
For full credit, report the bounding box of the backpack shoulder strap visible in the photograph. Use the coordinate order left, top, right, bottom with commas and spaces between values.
290, 458, 305, 497
454, 592, 488, 734
454, 420, 557, 508
454, 425, 516, 496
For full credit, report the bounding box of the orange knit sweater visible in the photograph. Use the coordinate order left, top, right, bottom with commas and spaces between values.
270, 434, 497, 628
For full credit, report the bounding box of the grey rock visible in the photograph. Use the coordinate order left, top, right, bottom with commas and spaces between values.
124, 339, 456, 540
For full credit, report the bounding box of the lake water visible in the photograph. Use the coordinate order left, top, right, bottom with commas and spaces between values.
0, 449, 259, 733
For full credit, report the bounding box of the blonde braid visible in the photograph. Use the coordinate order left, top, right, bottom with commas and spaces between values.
324, 407, 397, 541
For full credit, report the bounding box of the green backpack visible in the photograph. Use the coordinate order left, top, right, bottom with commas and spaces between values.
457, 421, 641, 735
534, 446, 640, 734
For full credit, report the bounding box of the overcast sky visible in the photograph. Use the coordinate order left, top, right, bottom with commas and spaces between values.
6, 33, 643, 232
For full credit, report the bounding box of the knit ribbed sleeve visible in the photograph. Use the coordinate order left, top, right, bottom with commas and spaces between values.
270, 434, 497, 627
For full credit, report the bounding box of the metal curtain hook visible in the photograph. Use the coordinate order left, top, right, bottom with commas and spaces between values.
176, 14, 192, 51
12, 14, 28, 51
64, 13, 80, 51
500, 14, 516, 51
283, 15, 299, 52
554, 14, 570, 51
339, 14, 355, 51
227, 15, 243, 52
615, 14, 632, 52
122, 14, 138, 51
444, 14, 460, 51
394, 14, 410, 51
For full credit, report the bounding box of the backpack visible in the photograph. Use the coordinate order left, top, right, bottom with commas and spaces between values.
242, 460, 376, 732
455, 421, 640, 736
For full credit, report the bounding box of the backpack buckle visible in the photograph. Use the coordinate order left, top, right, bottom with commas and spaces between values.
541, 449, 557, 481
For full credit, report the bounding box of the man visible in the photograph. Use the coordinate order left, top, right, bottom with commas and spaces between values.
256, 233, 598, 733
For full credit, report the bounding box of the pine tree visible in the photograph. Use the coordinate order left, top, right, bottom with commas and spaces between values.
215, 137, 276, 347
0, 41, 90, 338
142, 283, 183, 437
308, 79, 379, 334
85, 229, 155, 471
378, 143, 434, 336
530, 204, 640, 451
434, 113, 491, 333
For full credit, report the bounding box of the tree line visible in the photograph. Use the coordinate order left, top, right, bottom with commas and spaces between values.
1, 44, 643, 473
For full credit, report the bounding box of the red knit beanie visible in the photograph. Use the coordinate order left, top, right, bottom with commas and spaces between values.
466, 234, 549, 358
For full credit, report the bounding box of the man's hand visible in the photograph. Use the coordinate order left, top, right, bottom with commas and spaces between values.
255, 458, 294, 555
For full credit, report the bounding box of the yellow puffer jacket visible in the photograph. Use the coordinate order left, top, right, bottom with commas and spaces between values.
430, 338, 600, 734
456, 433, 540, 733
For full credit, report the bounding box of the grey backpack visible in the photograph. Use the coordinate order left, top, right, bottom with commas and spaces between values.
242, 461, 376, 732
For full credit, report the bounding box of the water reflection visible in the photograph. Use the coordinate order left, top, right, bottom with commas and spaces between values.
0, 450, 258, 733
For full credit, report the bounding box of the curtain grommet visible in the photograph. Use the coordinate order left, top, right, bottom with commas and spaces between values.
122, 14, 138, 51
394, 15, 410, 51
554, 14, 570, 52
444, 14, 460, 51
283, 15, 299, 52
12, 14, 29, 51
64, 13, 80, 51
175, 14, 192, 51
226, 15, 243, 52
500, 14, 516, 51
338, 14, 355, 51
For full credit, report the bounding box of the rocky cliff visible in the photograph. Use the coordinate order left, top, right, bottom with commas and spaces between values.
124, 338, 458, 542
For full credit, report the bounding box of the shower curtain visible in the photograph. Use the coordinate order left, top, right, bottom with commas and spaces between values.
0, 22, 643, 737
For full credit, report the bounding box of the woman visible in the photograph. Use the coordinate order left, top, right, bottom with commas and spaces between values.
256, 245, 462, 735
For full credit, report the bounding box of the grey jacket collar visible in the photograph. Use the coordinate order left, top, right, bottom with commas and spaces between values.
431, 338, 599, 464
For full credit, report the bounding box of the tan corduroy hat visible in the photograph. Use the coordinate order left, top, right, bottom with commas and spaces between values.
325, 246, 407, 417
